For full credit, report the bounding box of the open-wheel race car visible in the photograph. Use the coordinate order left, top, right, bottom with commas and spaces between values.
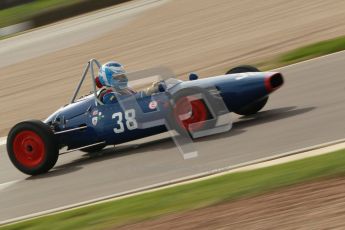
7, 59, 284, 175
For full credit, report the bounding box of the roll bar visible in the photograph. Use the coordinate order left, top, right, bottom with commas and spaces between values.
70, 59, 103, 106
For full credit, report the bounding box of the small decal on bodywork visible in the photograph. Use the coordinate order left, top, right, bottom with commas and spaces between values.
149, 100, 158, 109
92, 117, 98, 126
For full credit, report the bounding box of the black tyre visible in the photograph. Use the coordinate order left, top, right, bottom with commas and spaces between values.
80, 144, 106, 153
226, 65, 268, 116
226, 65, 260, 74
7, 120, 59, 175
233, 97, 268, 116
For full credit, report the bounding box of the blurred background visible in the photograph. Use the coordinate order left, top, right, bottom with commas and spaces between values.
0, 0, 132, 37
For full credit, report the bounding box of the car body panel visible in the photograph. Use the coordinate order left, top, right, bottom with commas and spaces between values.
45, 71, 283, 150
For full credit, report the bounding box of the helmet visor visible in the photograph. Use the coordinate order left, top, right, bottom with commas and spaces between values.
112, 73, 127, 82
112, 73, 128, 89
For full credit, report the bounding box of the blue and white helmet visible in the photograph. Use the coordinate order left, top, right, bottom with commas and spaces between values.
98, 61, 128, 89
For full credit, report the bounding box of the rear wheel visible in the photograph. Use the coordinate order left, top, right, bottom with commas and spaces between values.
233, 97, 268, 116
226, 65, 268, 116
7, 120, 59, 175
226, 65, 260, 74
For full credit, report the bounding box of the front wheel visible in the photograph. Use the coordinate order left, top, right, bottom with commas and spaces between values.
170, 88, 215, 138
7, 120, 59, 175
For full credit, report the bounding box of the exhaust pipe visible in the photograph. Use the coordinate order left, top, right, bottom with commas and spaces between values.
265, 72, 284, 93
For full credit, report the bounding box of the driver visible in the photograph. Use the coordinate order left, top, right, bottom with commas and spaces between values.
96, 61, 136, 104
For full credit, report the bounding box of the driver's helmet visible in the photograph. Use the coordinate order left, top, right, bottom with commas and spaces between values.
97, 61, 128, 89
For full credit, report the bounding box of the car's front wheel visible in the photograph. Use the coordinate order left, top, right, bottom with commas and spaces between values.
169, 88, 216, 138
7, 120, 59, 175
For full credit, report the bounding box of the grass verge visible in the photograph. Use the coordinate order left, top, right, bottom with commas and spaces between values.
1, 148, 345, 230
0, 0, 83, 28
0, 0, 131, 37
257, 35, 345, 70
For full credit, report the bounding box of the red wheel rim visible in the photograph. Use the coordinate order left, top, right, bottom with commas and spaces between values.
13, 130, 46, 168
174, 97, 208, 132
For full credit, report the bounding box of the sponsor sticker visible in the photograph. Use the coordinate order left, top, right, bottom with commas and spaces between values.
149, 100, 158, 110
92, 110, 99, 116
92, 117, 98, 126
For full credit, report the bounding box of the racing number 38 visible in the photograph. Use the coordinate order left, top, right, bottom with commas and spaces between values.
112, 109, 138, 133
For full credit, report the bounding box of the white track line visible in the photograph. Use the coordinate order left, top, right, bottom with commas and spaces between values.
1, 138, 344, 226
0, 180, 19, 192
0, 137, 6, 146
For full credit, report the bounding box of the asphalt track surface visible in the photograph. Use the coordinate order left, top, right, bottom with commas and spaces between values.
0, 50, 345, 222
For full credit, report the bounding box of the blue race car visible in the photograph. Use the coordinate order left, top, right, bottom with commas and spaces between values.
7, 59, 284, 175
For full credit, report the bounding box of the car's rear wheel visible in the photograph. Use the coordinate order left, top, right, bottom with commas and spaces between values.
226, 65, 260, 74
226, 65, 269, 116
7, 120, 59, 175
233, 97, 269, 116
